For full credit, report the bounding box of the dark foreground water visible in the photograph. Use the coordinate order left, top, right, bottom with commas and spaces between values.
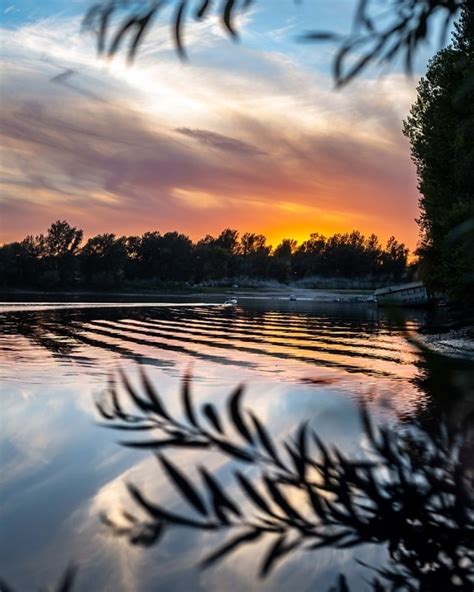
0, 299, 473, 591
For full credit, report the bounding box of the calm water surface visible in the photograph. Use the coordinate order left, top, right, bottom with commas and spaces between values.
1, 299, 472, 591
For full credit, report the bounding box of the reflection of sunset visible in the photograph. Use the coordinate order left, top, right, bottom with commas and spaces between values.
1, 0, 472, 589
1, 303, 428, 415
3, 299, 473, 590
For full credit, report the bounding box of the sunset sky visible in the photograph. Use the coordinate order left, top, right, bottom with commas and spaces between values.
0, 1, 444, 251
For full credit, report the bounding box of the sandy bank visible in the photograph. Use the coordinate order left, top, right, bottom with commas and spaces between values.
417, 327, 474, 360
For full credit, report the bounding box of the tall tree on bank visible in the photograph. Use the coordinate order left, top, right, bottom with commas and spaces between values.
403, 4, 474, 304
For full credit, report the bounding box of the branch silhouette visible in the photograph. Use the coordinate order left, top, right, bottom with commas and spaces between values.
96, 367, 474, 591
82, 0, 464, 86
0, 566, 77, 592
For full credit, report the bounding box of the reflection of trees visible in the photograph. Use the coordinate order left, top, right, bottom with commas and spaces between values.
4, 311, 80, 359
410, 345, 474, 432
96, 369, 474, 591
2, 305, 420, 378
0, 308, 177, 370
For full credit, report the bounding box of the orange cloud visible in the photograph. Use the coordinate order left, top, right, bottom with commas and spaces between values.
0, 17, 421, 251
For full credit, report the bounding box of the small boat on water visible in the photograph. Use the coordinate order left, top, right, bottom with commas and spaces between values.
289, 294, 297, 301
373, 281, 429, 307
224, 298, 238, 306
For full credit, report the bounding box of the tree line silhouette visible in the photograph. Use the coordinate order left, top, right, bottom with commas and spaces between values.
0, 221, 410, 291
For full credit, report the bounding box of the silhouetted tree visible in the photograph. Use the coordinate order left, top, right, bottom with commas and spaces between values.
365, 233, 383, 276
215, 228, 240, 253
42, 220, 83, 259
240, 232, 271, 277
0, 237, 42, 288
123, 234, 142, 280
403, 4, 474, 303
380, 236, 409, 281
158, 231, 194, 281
270, 238, 297, 281
80, 233, 128, 289
293, 233, 327, 278
194, 229, 239, 281
38, 221, 83, 287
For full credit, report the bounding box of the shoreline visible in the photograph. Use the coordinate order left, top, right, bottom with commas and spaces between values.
2, 290, 473, 359
416, 327, 474, 360
0, 287, 373, 303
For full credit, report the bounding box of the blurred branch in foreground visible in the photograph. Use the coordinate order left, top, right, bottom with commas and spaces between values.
82, 0, 464, 86
96, 368, 474, 591
0, 566, 77, 592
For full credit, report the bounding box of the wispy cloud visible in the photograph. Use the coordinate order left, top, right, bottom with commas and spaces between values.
0, 12, 420, 248
176, 128, 266, 157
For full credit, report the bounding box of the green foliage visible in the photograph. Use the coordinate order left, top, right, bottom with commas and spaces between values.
403, 5, 474, 303
0, 221, 410, 290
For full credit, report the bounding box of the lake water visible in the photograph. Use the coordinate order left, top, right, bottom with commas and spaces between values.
1, 299, 473, 591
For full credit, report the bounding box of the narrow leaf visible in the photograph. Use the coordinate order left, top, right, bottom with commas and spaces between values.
182, 371, 198, 427
250, 413, 284, 468
235, 472, 273, 515
159, 455, 208, 516
98, 423, 157, 431
119, 369, 154, 413
300, 31, 340, 42
264, 477, 304, 522
223, 0, 238, 38
128, 9, 157, 62
259, 535, 299, 577
203, 403, 223, 433
228, 385, 254, 444
57, 565, 78, 592
195, 0, 211, 19
174, 0, 187, 59
215, 440, 254, 462
127, 484, 215, 529
139, 366, 171, 420
201, 529, 262, 569
200, 467, 241, 519
108, 15, 140, 57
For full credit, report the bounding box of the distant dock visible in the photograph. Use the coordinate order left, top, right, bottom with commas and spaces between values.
374, 281, 429, 306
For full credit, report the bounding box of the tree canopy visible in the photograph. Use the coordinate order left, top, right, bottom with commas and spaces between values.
403, 4, 474, 303
0, 220, 410, 291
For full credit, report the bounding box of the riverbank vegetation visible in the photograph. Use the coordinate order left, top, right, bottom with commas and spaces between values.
0, 221, 410, 291
404, 5, 474, 306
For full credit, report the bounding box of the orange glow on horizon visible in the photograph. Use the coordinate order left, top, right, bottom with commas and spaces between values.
0, 18, 422, 255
